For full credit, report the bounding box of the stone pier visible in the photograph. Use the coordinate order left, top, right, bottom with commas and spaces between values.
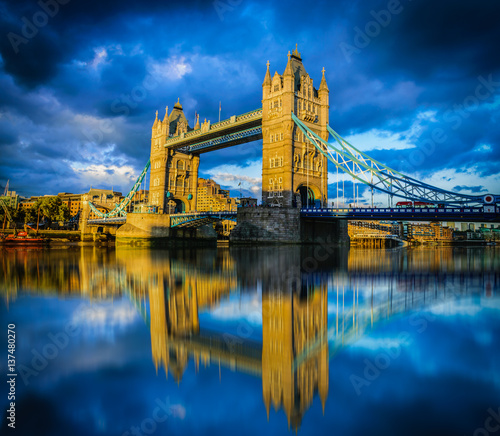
116, 213, 217, 247
230, 207, 349, 245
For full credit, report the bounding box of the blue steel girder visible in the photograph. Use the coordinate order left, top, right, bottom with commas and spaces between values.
164, 108, 263, 154
179, 127, 262, 154
88, 159, 150, 218
87, 217, 126, 225
291, 113, 499, 206
170, 212, 237, 228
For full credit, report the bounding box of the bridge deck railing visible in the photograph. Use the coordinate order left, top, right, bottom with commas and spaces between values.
164, 108, 262, 147
301, 207, 494, 214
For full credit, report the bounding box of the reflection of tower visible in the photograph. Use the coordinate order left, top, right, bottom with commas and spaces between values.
147, 260, 236, 383
148, 268, 199, 382
262, 283, 329, 430
149, 273, 169, 375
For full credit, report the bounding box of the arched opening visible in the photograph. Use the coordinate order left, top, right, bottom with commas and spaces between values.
297, 185, 321, 208
167, 198, 186, 214
174, 199, 186, 213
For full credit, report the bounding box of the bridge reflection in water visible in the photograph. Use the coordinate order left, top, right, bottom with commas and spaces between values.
1, 245, 498, 430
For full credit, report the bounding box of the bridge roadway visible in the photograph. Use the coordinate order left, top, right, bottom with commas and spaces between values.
88, 205, 500, 227
301, 206, 500, 222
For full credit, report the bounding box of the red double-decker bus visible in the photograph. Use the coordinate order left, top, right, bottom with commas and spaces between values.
396, 201, 436, 208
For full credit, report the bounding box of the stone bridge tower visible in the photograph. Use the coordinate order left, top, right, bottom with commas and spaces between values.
261, 46, 329, 208
149, 100, 200, 214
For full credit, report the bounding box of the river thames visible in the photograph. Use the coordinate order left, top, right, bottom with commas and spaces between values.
1, 245, 499, 435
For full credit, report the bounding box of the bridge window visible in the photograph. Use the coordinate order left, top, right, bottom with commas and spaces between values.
274, 84, 279, 92
154, 178, 160, 187
270, 158, 274, 168
274, 100, 279, 108
270, 134, 274, 143
177, 160, 184, 170
184, 180, 189, 188
280, 133, 283, 141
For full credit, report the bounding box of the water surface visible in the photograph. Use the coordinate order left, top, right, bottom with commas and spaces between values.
1, 245, 499, 435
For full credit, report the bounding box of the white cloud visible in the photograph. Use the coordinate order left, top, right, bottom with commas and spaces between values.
473, 143, 492, 152
149, 56, 193, 80
205, 293, 262, 325
71, 164, 138, 192
203, 160, 262, 198
349, 335, 412, 351
343, 128, 416, 152
71, 300, 139, 341
89, 47, 109, 69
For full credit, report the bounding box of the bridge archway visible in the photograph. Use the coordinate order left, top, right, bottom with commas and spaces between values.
167, 199, 186, 214
297, 184, 321, 208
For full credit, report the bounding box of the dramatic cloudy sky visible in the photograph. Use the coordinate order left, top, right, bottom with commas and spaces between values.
0, 0, 499, 203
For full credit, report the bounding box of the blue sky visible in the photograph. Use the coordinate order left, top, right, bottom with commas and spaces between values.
0, 0, 499, 202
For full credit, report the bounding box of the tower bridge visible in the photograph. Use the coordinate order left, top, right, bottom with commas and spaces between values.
82, 46, 499, 243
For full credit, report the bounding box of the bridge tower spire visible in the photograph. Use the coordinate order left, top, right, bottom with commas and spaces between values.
261, 48, 329, 207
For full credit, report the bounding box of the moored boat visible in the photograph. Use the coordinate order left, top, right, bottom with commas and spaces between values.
1, 231, 48, 245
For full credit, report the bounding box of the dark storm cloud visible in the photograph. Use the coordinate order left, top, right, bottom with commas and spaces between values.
373, 0, 500, 80
0, 0, 499, 197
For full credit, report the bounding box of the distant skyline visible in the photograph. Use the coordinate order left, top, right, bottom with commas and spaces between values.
1, 0, 499, 204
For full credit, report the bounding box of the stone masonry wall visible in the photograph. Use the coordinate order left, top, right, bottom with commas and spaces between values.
230, 207, 350, 245
230, 207, 301, 244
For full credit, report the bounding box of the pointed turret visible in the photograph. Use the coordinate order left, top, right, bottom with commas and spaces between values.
319, 67, 329, 92
318, 67, 330, 126
163, 106, 169, 122
194, 113, 200, 130
284, 51, 293, 77
262, 60, 271, 87
283, 51, 294, 92
152, 110, 158, 128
